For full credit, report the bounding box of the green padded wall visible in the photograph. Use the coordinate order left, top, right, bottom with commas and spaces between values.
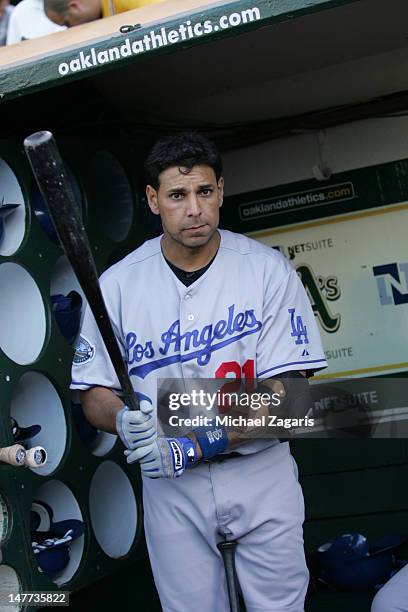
0, 137, 154, 610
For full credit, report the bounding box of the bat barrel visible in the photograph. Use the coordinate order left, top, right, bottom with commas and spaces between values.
217, 540, 240, 612
23, 130, 139, 412
24, 131, 82, 236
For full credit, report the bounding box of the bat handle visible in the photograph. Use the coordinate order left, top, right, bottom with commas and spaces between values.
124, 392, 140, 412
217, 540, 240, 612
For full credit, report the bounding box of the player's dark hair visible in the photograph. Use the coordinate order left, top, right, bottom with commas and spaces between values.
144, 132, 223, 190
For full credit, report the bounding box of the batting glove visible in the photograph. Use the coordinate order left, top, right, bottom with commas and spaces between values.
125, 436, 197, 478
116, 395, 156, 450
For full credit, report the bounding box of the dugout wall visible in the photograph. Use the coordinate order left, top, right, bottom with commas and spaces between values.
0, 0, 408, 610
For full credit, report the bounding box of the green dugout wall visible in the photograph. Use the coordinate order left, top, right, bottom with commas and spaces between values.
0, 0, 408, 610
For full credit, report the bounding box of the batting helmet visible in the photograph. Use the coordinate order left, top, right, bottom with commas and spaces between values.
31, 500, 84, 579
51, 291, 83, 344
318, 533, 405, 591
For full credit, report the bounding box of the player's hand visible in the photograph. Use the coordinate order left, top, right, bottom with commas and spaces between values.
124, 436, 197, 479
116, 397, 155, 450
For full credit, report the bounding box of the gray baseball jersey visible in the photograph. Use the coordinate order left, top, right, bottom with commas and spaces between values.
371, 563, 408, 612
71, 229, 327, 611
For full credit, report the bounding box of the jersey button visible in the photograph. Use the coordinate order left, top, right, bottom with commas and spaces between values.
184, 294, 192, 301
187, 314, 194, 321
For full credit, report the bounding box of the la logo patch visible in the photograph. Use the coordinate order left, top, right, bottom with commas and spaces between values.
288, 308, 309, 346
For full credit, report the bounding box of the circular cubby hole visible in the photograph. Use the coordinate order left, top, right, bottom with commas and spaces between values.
89, 461, 138, 558
90, 152, 134, 242
33, 480, 85, 586
0, 159, 26, 257
0, 565, 23, 611
10, 373, 67, 475
0, 263, 46, 365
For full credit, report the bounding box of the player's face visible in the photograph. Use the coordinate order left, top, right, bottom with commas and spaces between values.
0, 0, 9, 19
47, 0, 101, 26
146, 165, 224, 251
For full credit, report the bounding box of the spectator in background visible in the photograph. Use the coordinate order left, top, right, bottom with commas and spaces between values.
45, 0, 163, 27
6, 0, 65, 44
0, 0, 14, 45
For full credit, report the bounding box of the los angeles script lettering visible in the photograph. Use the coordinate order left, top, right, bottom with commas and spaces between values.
125, 304, 261, 369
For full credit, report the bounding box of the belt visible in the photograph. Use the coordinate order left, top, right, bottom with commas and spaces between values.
203, 452, 243, 463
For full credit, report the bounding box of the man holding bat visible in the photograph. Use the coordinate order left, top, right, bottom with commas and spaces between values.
71, 133, 327, 611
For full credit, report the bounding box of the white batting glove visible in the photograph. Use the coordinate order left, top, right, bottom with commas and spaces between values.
116, 398, 156, 450
125, 436, 197, 479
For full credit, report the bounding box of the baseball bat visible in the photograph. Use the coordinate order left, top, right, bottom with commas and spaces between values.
23, 131, 139, 411
0, 444, 26, 466
25, 446, 48, 468
217, 540, 241, 612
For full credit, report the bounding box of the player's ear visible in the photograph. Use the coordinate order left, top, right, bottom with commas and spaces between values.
217, 177, 224, 208
67, 0, 80, 9
146, 184, 160, 215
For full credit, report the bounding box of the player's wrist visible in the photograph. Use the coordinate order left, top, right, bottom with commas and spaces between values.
114, 405, 128, 440
176, 437, 198, 469
192, 421, 228, 460
185, 433, 203, 461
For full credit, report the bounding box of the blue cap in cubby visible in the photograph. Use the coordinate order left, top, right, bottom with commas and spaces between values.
51, 291, 83, 344
11, 417, 41, 443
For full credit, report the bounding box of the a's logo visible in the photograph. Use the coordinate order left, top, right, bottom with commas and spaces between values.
296, 264, 341, 333
170, 440, 183, 471
73, 336, 95, 365
289, 308, 309, 345
373, 263, 408, 306
317, 273, 341, 302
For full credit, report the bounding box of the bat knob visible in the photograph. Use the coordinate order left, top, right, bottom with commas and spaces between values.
217, 539, 240, 612
217, 540, 238, 553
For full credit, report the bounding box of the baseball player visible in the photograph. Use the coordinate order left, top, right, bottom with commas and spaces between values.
71, 133, 327, 611
371, 564, 408, 612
